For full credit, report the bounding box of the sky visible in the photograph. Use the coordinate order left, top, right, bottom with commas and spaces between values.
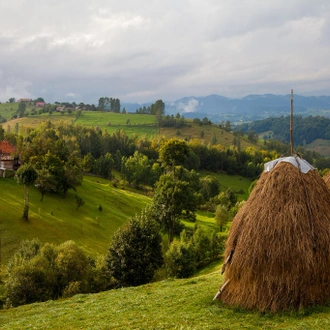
1, 0, 330, 104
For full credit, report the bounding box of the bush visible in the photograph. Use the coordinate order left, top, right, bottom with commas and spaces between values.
192, 226, 212, 267
106, 211, 163, 287
5, 240, 96, 307
165, 233, 196, 278
5, 255, 57, 307
55, 241, 92, 295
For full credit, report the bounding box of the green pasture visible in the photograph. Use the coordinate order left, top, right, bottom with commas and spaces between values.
75, 111, 159, 137
161, 124, 258, 149
6, 113, 76, 130
0, 176, 151, 265
201, 170, 253, 201
0, 102, 18, 121
1, 269, 330, 329
0, 173, 235, 265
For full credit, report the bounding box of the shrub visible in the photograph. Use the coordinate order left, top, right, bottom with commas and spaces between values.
165, 231, 197, 278
106, 211, 163, 287
5, 255, 56, 307
55, 241, 92, 295
192, 226, 212, 267
5, 240, 95, 307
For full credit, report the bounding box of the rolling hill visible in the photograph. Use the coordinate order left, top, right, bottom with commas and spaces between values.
1, 269, 329, 329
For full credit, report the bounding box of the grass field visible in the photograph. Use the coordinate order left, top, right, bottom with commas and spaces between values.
1, 269, 330, 329
0, 169, 252, 265
202, 171, 253, 201
160, 124, 259, 149
0, 176, 151, 265
306, 139, 330, 156
75, 111, 159, 138
0, 102, 18, 121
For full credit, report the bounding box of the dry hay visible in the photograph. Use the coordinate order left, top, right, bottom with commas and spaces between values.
323, 172, 330, 190
218, 161, 330, 312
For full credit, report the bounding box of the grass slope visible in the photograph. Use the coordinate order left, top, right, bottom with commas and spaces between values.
0, 170, 252, 264
160, 124, 259, 149
0, 176, 151, 264
1, 108, 260, 150
306, 138, 330, 156
1, 270, 330, 329
75, 111, 159, 138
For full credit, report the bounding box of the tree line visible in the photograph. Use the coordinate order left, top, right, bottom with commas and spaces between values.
236, 115, 330, 146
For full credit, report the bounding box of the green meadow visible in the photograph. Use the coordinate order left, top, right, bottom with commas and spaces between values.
1, 269, 330, 329
0, 176, 151, 264
0, 102, 18, 121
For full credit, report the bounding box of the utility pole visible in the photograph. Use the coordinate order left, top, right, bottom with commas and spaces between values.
290, 89, 294, 155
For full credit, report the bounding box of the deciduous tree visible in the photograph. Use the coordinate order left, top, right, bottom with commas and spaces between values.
106, 210, 163, 286
15, 163, 38, 220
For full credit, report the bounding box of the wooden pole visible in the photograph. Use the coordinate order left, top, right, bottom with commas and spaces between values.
290, 89, 294, 155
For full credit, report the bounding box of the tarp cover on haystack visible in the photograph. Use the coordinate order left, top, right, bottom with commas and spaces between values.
215, 156, 330, 312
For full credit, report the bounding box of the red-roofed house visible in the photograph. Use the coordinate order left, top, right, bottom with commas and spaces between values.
0, 140, 20, 177
17, 98, 32, 102
36, 102, 47, 107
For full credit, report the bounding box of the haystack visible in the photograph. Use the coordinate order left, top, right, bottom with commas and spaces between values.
214, 156, 330, 312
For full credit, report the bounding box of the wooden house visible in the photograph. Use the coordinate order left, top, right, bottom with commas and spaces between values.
0, 140, 20, 177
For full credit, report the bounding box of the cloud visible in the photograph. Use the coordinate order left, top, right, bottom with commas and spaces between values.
176, 99, 199, 113
0, 0, 330, 104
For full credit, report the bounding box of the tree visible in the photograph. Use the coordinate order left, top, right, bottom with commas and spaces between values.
215, 204, 230, 232
0, 125, 4, 140
17, 102, 26, 117
225, 120, 231, 131
9, 97, 15, 103
199, 175, 220, 202
35, 167, 57, 201
75, 195, 85, 209
159, 138, 190, 169
121, 151, 150, 188
165, 230, 196, 278
15, 163, 38, 220
106, 210, 163, 287
151, 168, 199, 243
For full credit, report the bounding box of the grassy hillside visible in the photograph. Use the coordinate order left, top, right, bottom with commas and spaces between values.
0, 171, 252, 265
1, 269, 329, 329
6, 113, 76, 130
0, 176, 151, 265
306, 139, 330, 156
161, 124, 260, 149
1, 107, 260, 149
0, 102, 18, 121
75, 111, 159, 138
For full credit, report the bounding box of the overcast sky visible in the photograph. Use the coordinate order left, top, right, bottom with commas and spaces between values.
1, 0, 330, 104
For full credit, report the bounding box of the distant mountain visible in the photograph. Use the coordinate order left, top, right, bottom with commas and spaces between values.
123, 94, 330, 123
165, 94, 330, 123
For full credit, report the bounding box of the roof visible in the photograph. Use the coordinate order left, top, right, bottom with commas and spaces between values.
0, 140, 16, 154
36, 102, 47, 106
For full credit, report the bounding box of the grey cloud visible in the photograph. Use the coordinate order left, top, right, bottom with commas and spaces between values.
0, 0, 330, 103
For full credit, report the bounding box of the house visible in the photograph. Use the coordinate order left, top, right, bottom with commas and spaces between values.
36, 102, 47, 107
0, 140, 20, 177
17, 98, 32, 102
56, 106, 65, 112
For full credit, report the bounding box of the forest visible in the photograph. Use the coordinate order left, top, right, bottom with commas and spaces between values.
236, 115, 330, 145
